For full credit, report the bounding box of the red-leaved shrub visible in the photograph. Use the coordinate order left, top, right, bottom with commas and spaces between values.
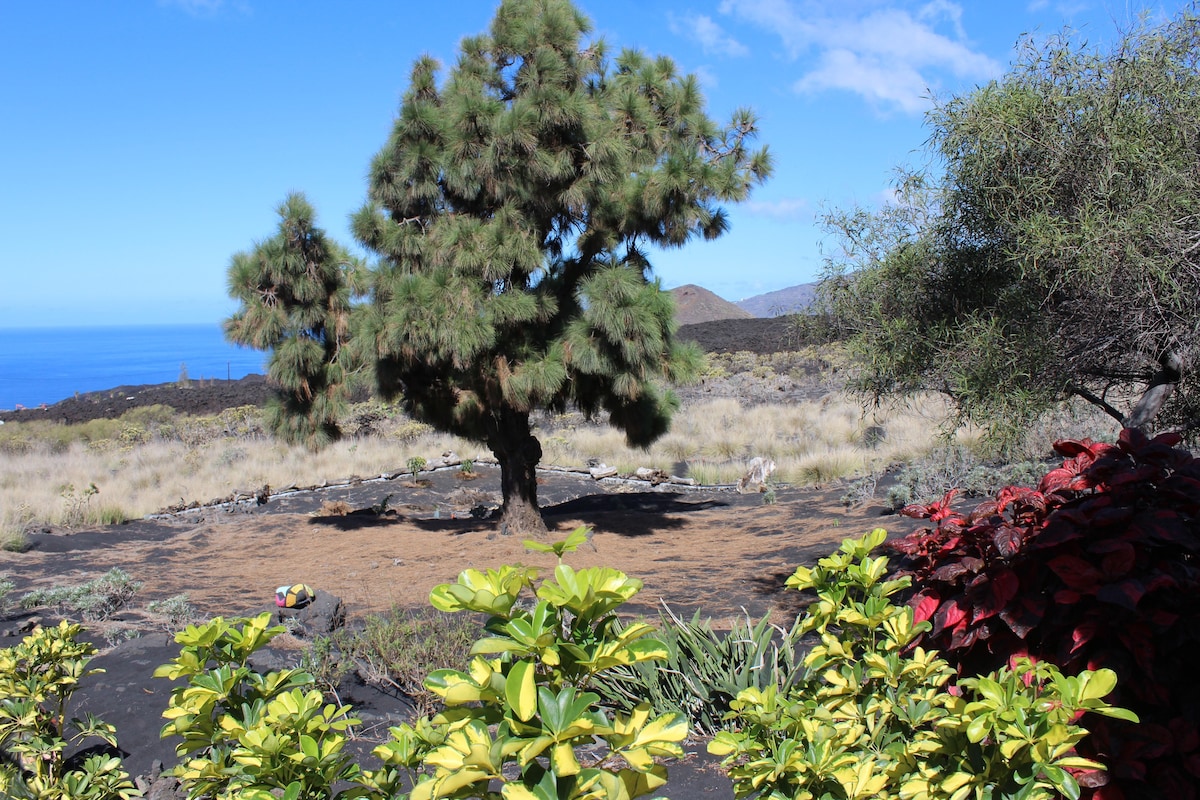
892, 429, 1200, 800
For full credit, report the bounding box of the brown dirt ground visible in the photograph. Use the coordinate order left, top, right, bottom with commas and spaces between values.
6, 465, 911, 626
0, 465, 919, 795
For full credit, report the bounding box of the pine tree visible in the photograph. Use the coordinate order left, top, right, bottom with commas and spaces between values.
350, 0, 770, 534
224, 192, 365, 451
225, 1, 770, 534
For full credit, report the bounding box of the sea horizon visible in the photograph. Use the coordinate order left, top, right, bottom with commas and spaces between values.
1, 323, 267, 411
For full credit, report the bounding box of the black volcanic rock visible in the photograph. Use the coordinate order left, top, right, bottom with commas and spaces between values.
676, 317, 797, 354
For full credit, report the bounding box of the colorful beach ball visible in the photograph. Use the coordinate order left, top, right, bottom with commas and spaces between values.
275, 583, 315, 609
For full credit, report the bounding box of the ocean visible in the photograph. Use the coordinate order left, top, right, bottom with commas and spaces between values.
0, 324, 268, 411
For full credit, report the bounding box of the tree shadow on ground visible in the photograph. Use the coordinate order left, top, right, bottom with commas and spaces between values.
546, 491, 729, 516
306, 511, 492, 533
306, 491, 727, 536
542, 492, 729, 537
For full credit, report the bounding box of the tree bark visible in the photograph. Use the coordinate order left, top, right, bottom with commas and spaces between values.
488, 408, 547, 537
1123, 349, 1184, 431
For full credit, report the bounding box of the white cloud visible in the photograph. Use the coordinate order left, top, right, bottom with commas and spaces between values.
878, 186, 903, 206
157, 0, 248, 16
669, 12, 750, 57
719, 0, 1002, 114
692, 65, 720, 90
743, 197, 812, 221
1027, 0, 1092, 15
718, 0, 817, 58
795, 49, 931, 114
853, 9, 997, 77
918, 0, 967, 40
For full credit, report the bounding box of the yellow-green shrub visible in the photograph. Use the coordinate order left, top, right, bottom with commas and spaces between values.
709, 530, 1137, 800
0, 621, 139, 799
155, 613, 364, 800
365, 527, 688, 800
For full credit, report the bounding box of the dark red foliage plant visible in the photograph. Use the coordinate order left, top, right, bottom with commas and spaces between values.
891, 429, 1200, 800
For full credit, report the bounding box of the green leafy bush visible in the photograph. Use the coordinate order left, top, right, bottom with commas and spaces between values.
883, 446, 1047, 510
709, 530, 1134, 800
406, 455, 427, 479
155, 613, 367, 800
0, 620, 140, 799
364, 527, 688, 800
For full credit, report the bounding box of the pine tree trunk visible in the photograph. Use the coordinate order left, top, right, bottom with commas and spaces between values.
489, 409, 547, 537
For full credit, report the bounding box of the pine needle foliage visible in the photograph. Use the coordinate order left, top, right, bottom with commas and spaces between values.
351, 0, 771, 532
224, 193, 366, 451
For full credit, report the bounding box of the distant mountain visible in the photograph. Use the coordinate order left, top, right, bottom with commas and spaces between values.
670, 284, 754, 325
736, 282, 819, 317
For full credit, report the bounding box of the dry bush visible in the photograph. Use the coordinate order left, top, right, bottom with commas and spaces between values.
19, 567, 142, 621
316, 500, 353, 516
683, 460, 748, 486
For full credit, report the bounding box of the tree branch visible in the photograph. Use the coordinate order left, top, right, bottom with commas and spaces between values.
1067, 385, 1126, 423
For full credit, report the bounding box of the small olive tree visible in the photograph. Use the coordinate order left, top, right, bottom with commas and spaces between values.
823, 11, 1200, 449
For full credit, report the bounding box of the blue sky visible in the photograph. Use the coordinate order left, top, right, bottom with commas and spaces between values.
1, 0, 1187, 328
